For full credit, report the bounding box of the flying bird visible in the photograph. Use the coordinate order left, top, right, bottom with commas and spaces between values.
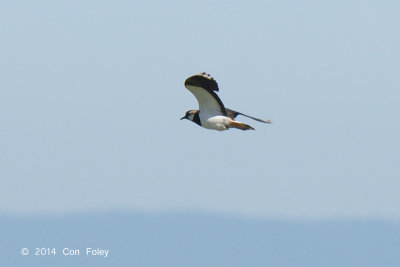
181, 72, 271, 131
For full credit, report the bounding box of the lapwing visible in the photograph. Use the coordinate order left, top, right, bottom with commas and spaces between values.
181, 72, 271, 131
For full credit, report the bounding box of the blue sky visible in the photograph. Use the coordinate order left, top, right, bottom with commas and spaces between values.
1, 1, 399, 220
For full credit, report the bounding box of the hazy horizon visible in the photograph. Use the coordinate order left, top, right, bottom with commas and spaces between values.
2, 212, 400, 267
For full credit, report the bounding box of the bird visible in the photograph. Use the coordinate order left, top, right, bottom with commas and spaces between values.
181, 72, 271, 131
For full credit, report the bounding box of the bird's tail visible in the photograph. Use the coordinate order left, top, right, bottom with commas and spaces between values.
227, 120, 255, 130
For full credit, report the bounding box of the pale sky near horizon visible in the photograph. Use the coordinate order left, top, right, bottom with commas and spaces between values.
1, 1, 399, 220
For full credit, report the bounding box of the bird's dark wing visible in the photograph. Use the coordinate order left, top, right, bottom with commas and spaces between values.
226, 108, 271, 123
184, 73, 227, 116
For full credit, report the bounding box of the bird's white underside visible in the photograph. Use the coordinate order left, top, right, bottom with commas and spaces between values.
200, 114, 231, 131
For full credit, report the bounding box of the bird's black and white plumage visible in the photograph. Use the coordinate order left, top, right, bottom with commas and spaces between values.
181, 72, 271, 131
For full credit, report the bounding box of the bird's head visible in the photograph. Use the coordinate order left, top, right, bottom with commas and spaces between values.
180, 110, 198, 121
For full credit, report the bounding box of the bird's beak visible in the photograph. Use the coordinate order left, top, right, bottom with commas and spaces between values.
180, 116, 186, 120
